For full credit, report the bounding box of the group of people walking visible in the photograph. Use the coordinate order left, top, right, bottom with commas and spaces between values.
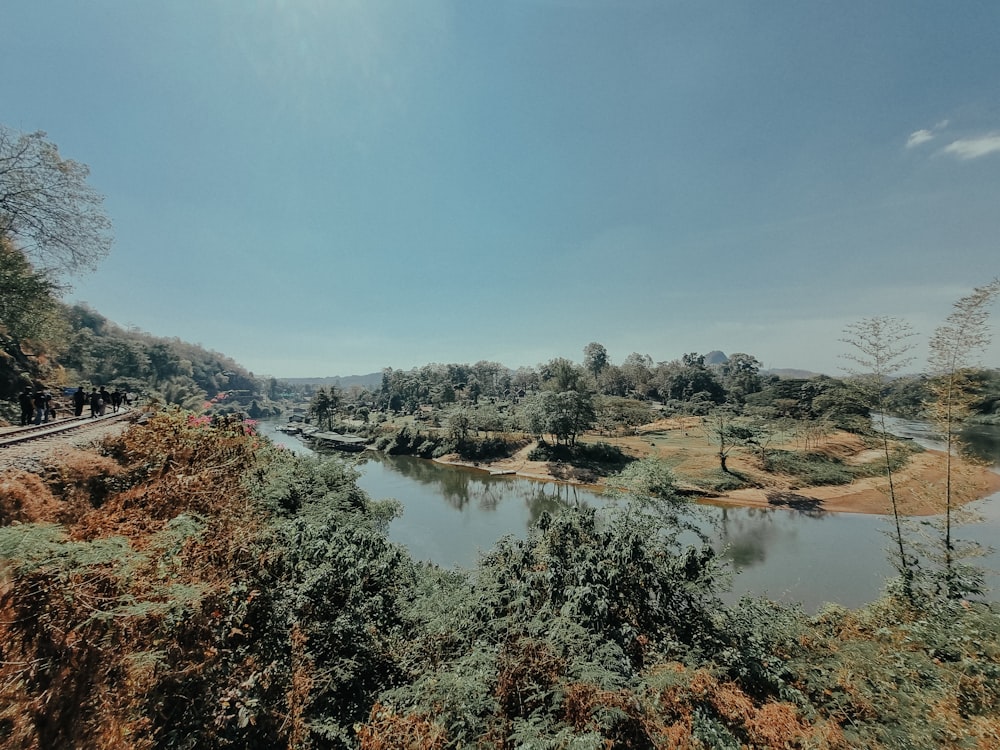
18, 388, 56, 426
18, 385, 131, 426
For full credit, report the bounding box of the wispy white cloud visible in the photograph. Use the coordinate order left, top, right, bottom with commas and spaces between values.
906, 119, 951, 149
906, 129, 934, 148
942, 133, 1000, 160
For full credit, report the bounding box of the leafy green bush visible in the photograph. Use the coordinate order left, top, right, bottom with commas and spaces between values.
373, 504, 731, 747
454, 435, 523, 461
763, 450, 854, 485
528, 440, 634, 476
4, 409, 1000, 748
849, 441, 921, 479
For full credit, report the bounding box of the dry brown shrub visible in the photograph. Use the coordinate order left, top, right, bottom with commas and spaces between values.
356, 702, 447, 750
830, 667, 878, 723
495, 638, 565, 719
659, 718, 699, 750
286, 623, 315, 749
0, 558, 161, 750
706, 680, 755, 725
0, 411, 266, 749
69, 414, 263, 555
0, 657, 40, 749
651, 663, 846, 749
563, 682, 667, 747
806, 719, 852, 750
40, 447, 123, 522
745, 701, 808, 747
0, 469, 60, 524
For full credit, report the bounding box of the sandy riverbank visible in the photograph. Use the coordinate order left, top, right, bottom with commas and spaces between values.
434, 417, 1000, 517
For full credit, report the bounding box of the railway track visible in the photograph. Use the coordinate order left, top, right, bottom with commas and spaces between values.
0, 412, 132, 449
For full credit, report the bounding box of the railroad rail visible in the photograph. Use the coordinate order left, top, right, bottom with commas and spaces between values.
0, 412, 132, 449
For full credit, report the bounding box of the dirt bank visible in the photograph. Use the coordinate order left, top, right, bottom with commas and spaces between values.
435, 417, 1000, 516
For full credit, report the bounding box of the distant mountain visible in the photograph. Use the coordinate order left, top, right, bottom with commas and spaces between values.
700, 352, 824, 378
281, 373, 383, 390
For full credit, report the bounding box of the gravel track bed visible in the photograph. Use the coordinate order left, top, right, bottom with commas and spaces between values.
0, 419, 131, 473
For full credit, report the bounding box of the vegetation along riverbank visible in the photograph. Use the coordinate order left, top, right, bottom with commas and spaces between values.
2, 408, 1000, 748
424, 415, 1000, 517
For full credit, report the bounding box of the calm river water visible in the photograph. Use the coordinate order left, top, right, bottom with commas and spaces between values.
258, 419, 1000, 611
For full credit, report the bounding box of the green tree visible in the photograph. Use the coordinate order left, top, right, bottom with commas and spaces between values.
309, 387, 336, 430
927, 278, 1000, 598
620, 351, 654, 396
0, 239, 65, 355
156, 376, 206, 410
447, 406, 473, 443
705, 406, 739, 472
524, 390, 596, 446
540, 357, 585, 392
594, 395, 656, 434
604, 457, 680, 501
0, 125, 112, 276
654, 356, 725, 407
721, 352, 763, 401
582, 341, 609, 380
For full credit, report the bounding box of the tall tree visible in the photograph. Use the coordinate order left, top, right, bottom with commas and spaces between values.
721, 352, 763, 401
0, 125, 113, 276
704, 407, 738, 472
582, 342, 609, 380
620, 352, 654, 396
927, 278, 1000, 598
841, 316, 918, 598
540, 357, 585, 393
310, 388, 333, 430
522, 390, 595, 446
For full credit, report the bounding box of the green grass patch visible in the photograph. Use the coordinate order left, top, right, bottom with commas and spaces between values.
765, 441, 921, 487
850, 441, 922, 479
528, 440, 634, 477
763, 450, 854, 486
692, 468, 752, 492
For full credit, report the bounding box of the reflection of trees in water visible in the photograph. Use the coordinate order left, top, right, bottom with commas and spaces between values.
521, 485, 577, 526
508, 481, 604, 527
764, 494, 829, 519
358, 453, 444, 484
716, 507, 797, 569
361, 454, 607, 521
360, 454, 515, 511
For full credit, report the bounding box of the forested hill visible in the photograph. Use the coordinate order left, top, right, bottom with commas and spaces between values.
0, 126, 278, 420
0, 286, 273, 422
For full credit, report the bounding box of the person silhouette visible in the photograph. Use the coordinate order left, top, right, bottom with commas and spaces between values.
73, 386, 86, 417
19, 388, 33, 426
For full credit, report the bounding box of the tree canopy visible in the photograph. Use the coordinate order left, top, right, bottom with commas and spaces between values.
0, 125, 112, 276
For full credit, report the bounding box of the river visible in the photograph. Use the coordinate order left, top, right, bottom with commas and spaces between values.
258, 419, 1000, 611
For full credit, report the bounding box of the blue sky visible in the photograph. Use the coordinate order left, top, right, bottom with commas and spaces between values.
3, 1, 999, 377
